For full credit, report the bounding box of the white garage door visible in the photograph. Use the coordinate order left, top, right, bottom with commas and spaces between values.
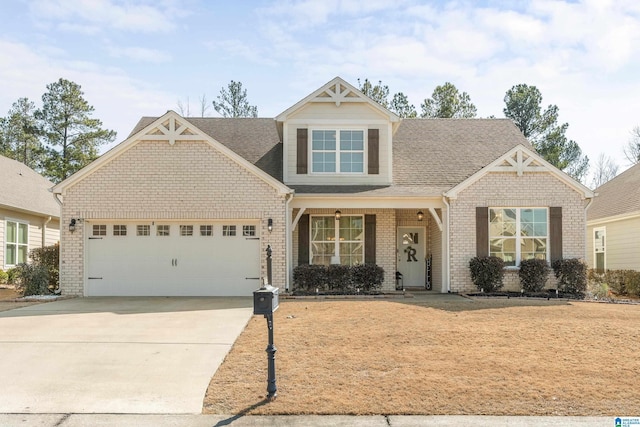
85, 221, 261, 296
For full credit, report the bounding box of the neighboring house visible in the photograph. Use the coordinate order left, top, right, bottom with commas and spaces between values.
52, 77, 593, 296
587, 162, 640, 272
0, 155, 60, 270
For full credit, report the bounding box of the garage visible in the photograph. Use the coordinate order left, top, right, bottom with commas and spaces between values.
85, 221, 261, 296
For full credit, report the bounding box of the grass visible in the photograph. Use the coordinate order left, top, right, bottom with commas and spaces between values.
203, 296, 640, 416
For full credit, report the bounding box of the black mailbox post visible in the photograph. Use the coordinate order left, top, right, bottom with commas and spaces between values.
253, 284, 279, 400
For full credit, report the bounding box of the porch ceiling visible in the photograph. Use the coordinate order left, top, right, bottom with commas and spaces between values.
290, 195, 445, 209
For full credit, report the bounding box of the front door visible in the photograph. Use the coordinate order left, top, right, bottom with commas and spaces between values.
397, 227, 426, 288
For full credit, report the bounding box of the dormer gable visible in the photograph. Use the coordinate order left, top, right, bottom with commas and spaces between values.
278, 77, 397, 186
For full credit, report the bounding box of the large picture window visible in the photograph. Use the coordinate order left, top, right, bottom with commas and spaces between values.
311, 130, 364, 173
489, 208, 548, 267
5, 220, 28, 267
310, 215, 364, 266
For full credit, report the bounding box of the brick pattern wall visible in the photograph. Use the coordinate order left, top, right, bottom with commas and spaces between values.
60, 139, 287, 296
449, 172, 587, 293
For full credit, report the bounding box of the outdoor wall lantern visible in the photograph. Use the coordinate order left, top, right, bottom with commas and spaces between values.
267, 218, 273, 233
417, 211, 424, 221
335, 210, 342, 220
69, 218, 77, 233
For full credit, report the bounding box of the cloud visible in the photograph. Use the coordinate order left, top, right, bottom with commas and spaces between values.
106, 45, 172, 63
28, 0, 184, 34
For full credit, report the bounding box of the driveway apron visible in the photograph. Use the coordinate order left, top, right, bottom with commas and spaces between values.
0, 297, 253, 414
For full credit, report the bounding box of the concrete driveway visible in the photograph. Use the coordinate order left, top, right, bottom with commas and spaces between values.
0, 297, 253, 414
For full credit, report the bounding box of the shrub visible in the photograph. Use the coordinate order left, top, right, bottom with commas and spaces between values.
519, 258, 550, 292
469, 256, 504, 292
6, 268, 18, 285
552, 259, 587, 295
352, 264, 384, 292
292, 264, 327, 293
623, 270, 640, 298
292, 264, 385, 294
0, 269, 8, 285
12, 263, 50, 296
326, 264, 352, 292
30, 243, 59, 292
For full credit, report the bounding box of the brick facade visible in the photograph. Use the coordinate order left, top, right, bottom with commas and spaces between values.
449, 172, 587, 293
60, 139, 287, 296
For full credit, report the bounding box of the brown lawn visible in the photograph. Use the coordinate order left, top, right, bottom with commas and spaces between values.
203, 296, 640, 416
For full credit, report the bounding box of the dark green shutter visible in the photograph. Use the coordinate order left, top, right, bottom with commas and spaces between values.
550, 207, 562, 262
298, 214, 310, 265
368, 129, 379, 175
476, 207, 489, 257
364, 214, 376, 264
297, 128, 308, 174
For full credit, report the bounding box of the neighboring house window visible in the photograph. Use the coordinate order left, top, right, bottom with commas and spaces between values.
113, 225, 127, 236
243, 225, 256, 237
200, 225, 213, 236
5, 220, 28, 267
223, 225, 236, 236
489, 208, 548, 267
310, 215, 363, 266
93, 225, 107, 236
594, 227, 606, 272
180, 225, 193, 236
137, 225, 150, 236
157, 225, 170, 236
311, 129, 364, 173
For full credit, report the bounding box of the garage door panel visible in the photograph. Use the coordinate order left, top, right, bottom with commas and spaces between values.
86, 222, 260, 296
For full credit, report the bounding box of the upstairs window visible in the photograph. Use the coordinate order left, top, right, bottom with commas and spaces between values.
311, 129, 364, 174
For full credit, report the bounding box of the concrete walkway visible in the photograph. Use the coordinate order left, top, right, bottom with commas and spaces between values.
0, 297, 253, 414
0, 414, 614, 426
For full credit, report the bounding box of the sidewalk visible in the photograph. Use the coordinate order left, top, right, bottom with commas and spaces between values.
0, 414, 614, 426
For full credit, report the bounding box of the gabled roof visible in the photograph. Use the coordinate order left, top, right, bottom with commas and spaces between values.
275, 77, 400, 124
588, 162, 640, 221
445, 143, 594, 200
0, 155, 59, 217
129, 117, 282, 181
53, 111, 291, 195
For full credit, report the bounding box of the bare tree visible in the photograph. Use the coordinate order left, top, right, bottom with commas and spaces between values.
177, 97, 190, 116
591, 153, 619, 189
623, 126, 640, 165
198, 94, 211, 117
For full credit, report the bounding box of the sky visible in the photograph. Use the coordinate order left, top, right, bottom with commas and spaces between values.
1, 0, 639, 183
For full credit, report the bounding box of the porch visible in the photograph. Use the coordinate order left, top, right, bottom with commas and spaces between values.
289, 206, 448, 293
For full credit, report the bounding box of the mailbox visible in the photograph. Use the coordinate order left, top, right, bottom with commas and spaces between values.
253, 285, 279, 316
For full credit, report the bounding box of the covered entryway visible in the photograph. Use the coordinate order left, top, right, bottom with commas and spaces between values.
397, 226, 427, 288
85, 221, 260, 296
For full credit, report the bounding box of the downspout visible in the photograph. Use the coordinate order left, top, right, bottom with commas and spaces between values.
42, 216, 52, 247
284, 192, 294, 292
583, 195, 595, 261
53, 192, 63, 295
442, 195, 451, 293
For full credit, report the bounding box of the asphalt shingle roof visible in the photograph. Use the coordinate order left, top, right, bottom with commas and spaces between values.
0, 155, 59, 217
128, 116, 531, 196
588, 162, 640, 221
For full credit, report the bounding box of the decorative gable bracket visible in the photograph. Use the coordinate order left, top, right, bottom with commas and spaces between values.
490, 148, 547, 176
316, 82, 361, 107
139, 115, 200, 145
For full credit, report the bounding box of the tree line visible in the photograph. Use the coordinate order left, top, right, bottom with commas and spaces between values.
0, 78, 115, 183
3, 77, 637, 187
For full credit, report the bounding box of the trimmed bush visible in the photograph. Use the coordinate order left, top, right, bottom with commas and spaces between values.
552, 259, 587, 295
30, 243, 59, 292
519, 258, 550, 292
327, 264, 352, 292
292, 264, 385, 294
352, 264, 384, 292
292, 264, 327, 293
12, 263, 50, 296
469, 256, 505, 292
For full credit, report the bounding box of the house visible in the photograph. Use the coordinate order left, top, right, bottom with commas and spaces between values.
587, 162, 640, 272
1, 155, 60, 271
52, 77, 593, 296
